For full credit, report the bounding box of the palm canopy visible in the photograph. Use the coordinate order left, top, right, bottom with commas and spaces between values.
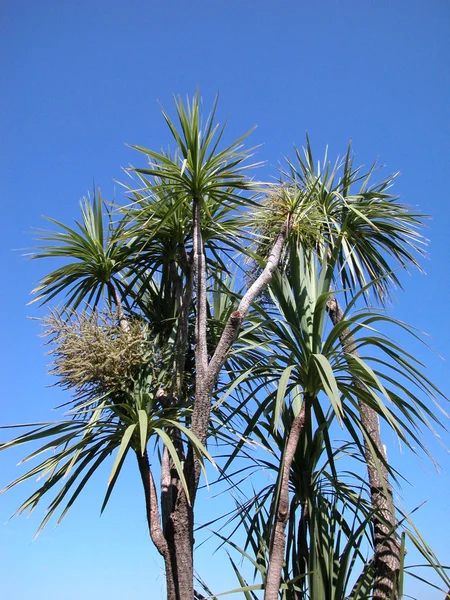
120, 166, 250, 301
119, 93, 262, 314
261, 241, 444, 456
254, 138, 426, 305
30, 95, 258, 317
130, 93, 258, 204
30, 189, 137, 312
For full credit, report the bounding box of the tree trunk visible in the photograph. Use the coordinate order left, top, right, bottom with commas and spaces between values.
327, 295, 400, 600
164, 491, 195, 600
163, 209, 291, 600
295, 501, 309, 600
136, 450, 177, 600
264, 396, 312, 600
162, 257, 196, 599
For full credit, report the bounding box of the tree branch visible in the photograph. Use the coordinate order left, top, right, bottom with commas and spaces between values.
207, 218, 290, 389
136, 449, 170, 557
264, 395, 312, 600
193, 198, 208, 377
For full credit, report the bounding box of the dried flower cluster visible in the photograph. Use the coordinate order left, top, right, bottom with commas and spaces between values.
43, 309, 157, 397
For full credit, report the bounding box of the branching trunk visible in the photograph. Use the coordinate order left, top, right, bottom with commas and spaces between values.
163, 210, 291, 600
264, 396, 312, 600
327, 295, 400, 600
207, 218, 291, 390
189, 217, 292, 495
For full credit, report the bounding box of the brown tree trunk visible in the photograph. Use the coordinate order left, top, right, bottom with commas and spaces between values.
327, 295, 400, 600
136, 450, 177, 600
161, 257, 196, 600
160, 207, 291, 600
264, 396, 312, 600
164, 491, 195, 600
161, 258, 193, 538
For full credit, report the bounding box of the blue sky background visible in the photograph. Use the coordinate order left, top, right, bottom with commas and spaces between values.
1, 1, 449, 598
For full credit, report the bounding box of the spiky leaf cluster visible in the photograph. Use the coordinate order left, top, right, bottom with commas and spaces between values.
251, 184, 324, 258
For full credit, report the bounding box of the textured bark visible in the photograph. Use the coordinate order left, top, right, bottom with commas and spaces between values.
107, 281, 130, 332
161, 256, 195, 599
327, 295, 400, 600
164, 491, 195, 600
174, 259, 194, 396
188, 197, 210, 501
165, 210, 291, 600
162, 260, 194, 533
136, 450, 177, 600
264, 396, 312, 600
192, 198, 209, 380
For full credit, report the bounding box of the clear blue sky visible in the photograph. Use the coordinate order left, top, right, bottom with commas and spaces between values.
1, 1, 449, 598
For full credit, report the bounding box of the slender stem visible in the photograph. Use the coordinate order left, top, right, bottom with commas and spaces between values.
188, 197, 213, 502
193, 197, 208, 378
107, 281, 130, 332
264, 396, 312, 600
295, 501, 309, 600
208, 218, 291, 387
162, 259, 193, 533
174, 259, 194, 397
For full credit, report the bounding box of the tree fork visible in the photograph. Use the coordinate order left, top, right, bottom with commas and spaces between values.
165, 209, 292, 600
190, 217, 292, 496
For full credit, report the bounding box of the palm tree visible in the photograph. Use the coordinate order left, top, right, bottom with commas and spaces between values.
270, 140, 427, 599
212, 241, 447, 599
2, 95, 294, 600
2, 97, 447, 600
124, 94, 303, 598
30, 189, 137, 330
5, 185, 213, 598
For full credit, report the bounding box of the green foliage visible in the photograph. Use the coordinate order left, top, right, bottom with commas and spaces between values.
1, 94, 448, 600
30, 189, 137, 311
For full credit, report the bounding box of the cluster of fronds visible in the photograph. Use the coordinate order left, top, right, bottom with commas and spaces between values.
43, 309, 159, 398
250, 184, 324, 257
246, 185, 323, 301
